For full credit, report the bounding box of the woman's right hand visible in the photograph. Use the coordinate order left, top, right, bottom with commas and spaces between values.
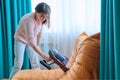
43, 56, 52, 62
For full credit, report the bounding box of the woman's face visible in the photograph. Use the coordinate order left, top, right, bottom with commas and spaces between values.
35, 12, 48, 23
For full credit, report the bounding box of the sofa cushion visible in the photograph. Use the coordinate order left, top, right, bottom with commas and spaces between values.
12, 69, 64, 80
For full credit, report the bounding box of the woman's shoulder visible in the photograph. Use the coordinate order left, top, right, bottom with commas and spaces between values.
22, 13, 33, 19
20, 13, 34, 22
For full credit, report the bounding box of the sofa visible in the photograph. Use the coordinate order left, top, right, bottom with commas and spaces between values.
12, 32, 100, 80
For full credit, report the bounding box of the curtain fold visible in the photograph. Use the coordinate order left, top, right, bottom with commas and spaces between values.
0, 0, 31, 78
100, 0, 120, 79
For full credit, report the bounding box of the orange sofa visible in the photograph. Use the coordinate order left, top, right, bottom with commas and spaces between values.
12, 32, 100, 80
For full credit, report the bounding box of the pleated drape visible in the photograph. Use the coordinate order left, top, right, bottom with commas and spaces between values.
100, 0, 120, 79
0, 0, 31, 78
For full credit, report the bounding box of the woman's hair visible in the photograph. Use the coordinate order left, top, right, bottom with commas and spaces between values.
35, 2, 51, 28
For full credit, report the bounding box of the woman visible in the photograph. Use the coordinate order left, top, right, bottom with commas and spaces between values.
9, 2, 51, 80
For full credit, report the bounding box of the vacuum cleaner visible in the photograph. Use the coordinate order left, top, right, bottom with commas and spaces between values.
40, 48, 69, 72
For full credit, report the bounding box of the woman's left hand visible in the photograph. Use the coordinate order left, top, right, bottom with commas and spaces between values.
44, 56, 52, 62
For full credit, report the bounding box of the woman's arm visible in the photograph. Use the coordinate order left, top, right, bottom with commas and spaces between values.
25, 19, 51, 61
32, 44, 51, 62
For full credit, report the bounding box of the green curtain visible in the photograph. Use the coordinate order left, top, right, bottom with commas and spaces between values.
100, 0, 120, 79
0, 0, 31, 78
